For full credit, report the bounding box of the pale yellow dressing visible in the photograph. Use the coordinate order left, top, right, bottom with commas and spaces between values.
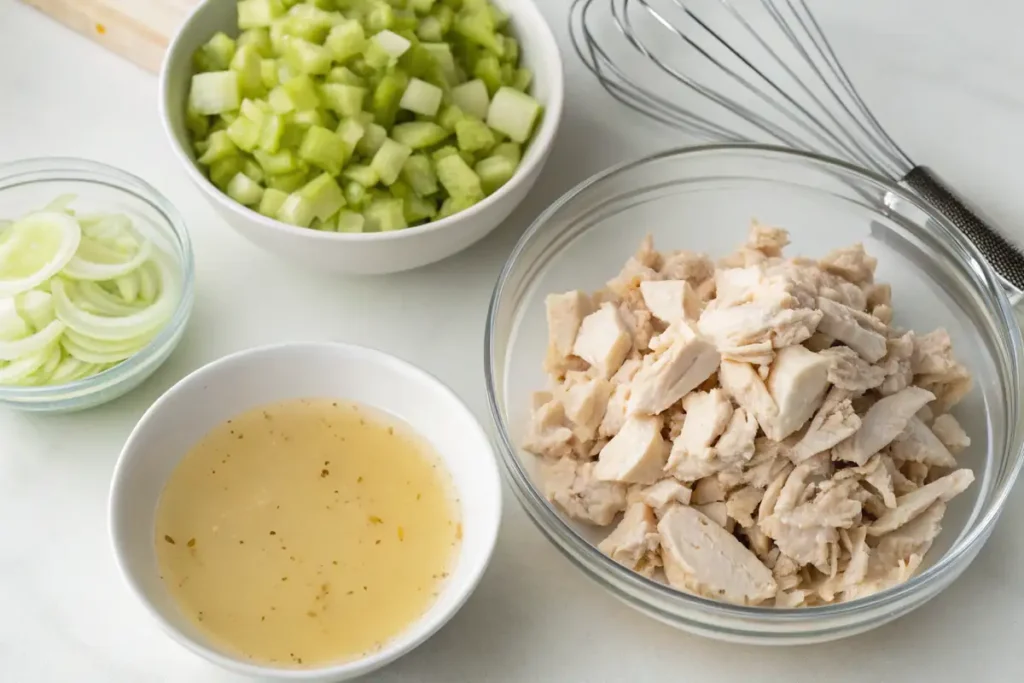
154, 398, 461, 668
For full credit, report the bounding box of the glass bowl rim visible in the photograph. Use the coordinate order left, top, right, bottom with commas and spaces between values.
0, 157, 196, 401
484, 142, 1024, 621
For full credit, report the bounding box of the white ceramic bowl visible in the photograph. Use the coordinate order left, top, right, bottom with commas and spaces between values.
159, 0, 564, 275
109, 342, 502, 681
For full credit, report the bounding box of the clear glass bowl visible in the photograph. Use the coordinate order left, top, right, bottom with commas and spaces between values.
485, 144, 1024, 644
0, 158, 195, 413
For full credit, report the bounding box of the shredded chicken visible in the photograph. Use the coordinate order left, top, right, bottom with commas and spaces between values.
527, 227, 975, 607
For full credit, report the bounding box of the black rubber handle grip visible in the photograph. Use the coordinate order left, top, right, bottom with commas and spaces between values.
902, 165, 1024, 291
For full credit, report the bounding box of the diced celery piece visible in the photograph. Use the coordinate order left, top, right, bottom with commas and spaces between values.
372, 71, 409, 128
336, 117, 366, 151
512, 67, 533, 92
255, 149, 303, 175
267, 169, 311, 192
238, 28, 273, 57
231, 44, 264, 97
372, 29, 412, 59
302, 172, 346, 219
490, 4, 510, 29
298, 125, 349, 175
195, 32, 236, 72
356, 122, 388, 156
491, 141, 522, 164
365, 2, 396, 31
417, 15, 444, 42
432, 4, 454, 33
454, 117, 495, 153
335, 210, 366, 232
404, 194, 437, 223
473, 54, 502, 95
431, 145, 459, 162
435, 153, 483, 200
419, 42, 456, 84
319, 83, 367, 116
282, 4, 337, 42
437, 104, 466, 131
261, 59, 280, 89
410, 0, 436, 13
291, 108, 325, 128
283, 74, 321, 110
227, 172, 265, 206
455, 11, 503, 56
243, 158, 265, 183
190, 71, 241, 115
326, 20, 366, 62
343, 164, 380, 187
391, 121, 449, 149
401, 154, 439, 195
399, 78, 443, 116
344, 180, 369, 208
186, 107, 210, 139
475, 153, 516, 194
210, 157, 244, 190
198, 130, 237, 164
312, 216, 336, 231
220, 111, 239, 126
438, 194, 479, 219
370, 138, 413, 185
238, 0, 286, 28
364, 198, 407, 231
392, 10, 419, 33
194, 140, 210, 156
389, 180, 413, 199
259, 114, 286, 152
227, 116, 262, 152
500, 36, 519, 65
282, 36, 333, 75
277, 195, 315, 227
450, 79, 489, 119
240, 98, 268, 125
486, 86, 541, 143
500, 61, 513, 86
326, 66, 365, 86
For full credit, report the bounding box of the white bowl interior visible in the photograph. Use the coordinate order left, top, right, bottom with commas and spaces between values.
110, 343, 501, 678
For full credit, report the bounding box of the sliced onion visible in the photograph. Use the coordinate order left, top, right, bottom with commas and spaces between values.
0, 298, 30, 341
68, 280, 148, 317
62, 236, 152, 281
137, 261, 159, 302
63, 327, 154, 357
0, 212, 82, 296
15, 290, 55, 330
0, 344, 57, 384
52, 254, 178, 341
48, 355, 105, 384
0, 319, 65, 361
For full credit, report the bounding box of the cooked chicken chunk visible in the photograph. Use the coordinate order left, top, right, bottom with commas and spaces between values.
832, 386, 936, 466
815, 297, 887, 362
931, 414, 971, 455
658, 505, 777, 605
559, 377, 613, 442
627, 323, 721, 415
889, 416, 957, 468
789, 387, 861, 463
766, 345, 831, 440
868, 469, 974, 535
595, 415, 668, 484
545, 290, 591, 359
572, 303, 633, 379
598, 502, 661, 576
819, 346, 886, 393
640, 279, 702, 324
542, 459, 627, 526
632, 479, 693, 516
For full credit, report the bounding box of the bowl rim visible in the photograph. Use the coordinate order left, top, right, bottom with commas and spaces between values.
158, 0, 565, 243
485, 142, 1024, 623
0, 156, 196, 402
108, 340, 503, 679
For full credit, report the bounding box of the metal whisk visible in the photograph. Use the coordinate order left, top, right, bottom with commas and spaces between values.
569, 0, 1024, 291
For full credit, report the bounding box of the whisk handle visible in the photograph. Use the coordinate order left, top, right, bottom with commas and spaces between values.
902, 166, 1024, 291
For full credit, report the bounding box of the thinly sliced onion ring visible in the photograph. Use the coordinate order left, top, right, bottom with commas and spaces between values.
0, 212, 82, 296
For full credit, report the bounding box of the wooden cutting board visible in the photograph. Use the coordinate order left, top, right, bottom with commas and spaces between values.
19, 0, 200, 73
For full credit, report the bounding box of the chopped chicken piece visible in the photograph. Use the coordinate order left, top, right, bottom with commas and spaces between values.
674, 390, 734, 460
598, 502, 661, 576
559, 377, 613, 442
616, 302, 655, 352
815, 297, 887, 362
692, 476, 728, 504
726, 486, 764, 528
698, 294, 822, 351
633, 479, 692, 516
713, 407, 759, 462
842, 526, 871, 588
868, 469, 974, 535
911, 329, 958, 375
889, 416, 957, 468
719, 341, 775, 365
658, 505, 777, 605
873, 500, 946, 569
832, 386, 936, 466
640, 279, 702, 324
694, 502, 734, 531
789, 388, 861, 463
872, 304, 893, 325
931, 414, 970, 455
595, 415, 668, 484
606, 256, 660, 300
745, 222, 790, 256
572, 303, 633, 379
804, 332, 834, 352
523, 396, 578, 459
864, 283, 891, 308
878, 332, 915, 396
744, 438, 792, 489
915, 362, 972, 413
819, 244, 877, 285
718, 360, 781, 440
627, 323, 721, 415
901, 461, 929, 487
819, 346, 886, 393
843, 554, 924, 602
598, 384, 630, 439
545, 290, 592, 359
542, 459, 627, 525
758, 462, 796, 520
766, 345, 831, 440
659, 249, 715, 283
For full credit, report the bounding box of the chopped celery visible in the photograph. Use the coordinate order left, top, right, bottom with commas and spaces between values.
336, 117, 366, 150
197, 130, 237, 164
281, 36, 333, 75
335, 210, 366, 232
227, 116, 261, 151
364, 198, 407, 231
186, 107, 210, 139
365, 2, 396, 31
473, 54, 502, 95
370, 138, 413, 185
356, 122, 388, 156
454, 117, 495, 153
410, 0, 436, 13
512, 67, 532, 92
371, 29, 411, 59
326, 20, 366, 62
290, 108, 326, 128
450, 79, 489, 119
437, 104, 466, 131
231, 44, 264, 97
283, 4, 337, 42
344, 180, 369, 208
431, 145, 460, 162
435, 153, 483, 200
267, 169, 311, 192
255, 149, 303, 174
243, 158, 266, 183
299, 125, 349, 174
433, 4, 454, 33
282, 74, 321, 110
404, 194, 438, 223
238, 0, 286, 28
210, 157, 244, 190
372, 71, 409, 128
486, 86, 540, 143
475, 153, 516, 194
500, 35, 519, 64
259, 114, 286, 152
260, 59, 280, 88
326, 66, 365, 85
417, 15, 444, 42
227, 172, 265, 206
238, 28, 273, 57
401, 155, 439, 195
195, 32, 236, 73
438, 194, 479, 219
319, 82, 366, 116
278, 173, 345, 226
399, 78, 443, 116
240, 98, 268, 124
419, 42, 457, 84
491, 141, 521, 164
190, 71, 241, 115
455, 10, 503, 56
343, 164, 380, 187
391, 121, 449, 149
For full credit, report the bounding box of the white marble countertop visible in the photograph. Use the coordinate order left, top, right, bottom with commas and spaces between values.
2, 0, 1023, 681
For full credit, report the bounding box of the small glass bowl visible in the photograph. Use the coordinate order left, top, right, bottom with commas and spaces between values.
0, 158, 195, 413
485, 144, 1024, 644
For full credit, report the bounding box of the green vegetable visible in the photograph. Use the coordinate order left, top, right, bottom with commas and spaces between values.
185, 0, 541, 230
